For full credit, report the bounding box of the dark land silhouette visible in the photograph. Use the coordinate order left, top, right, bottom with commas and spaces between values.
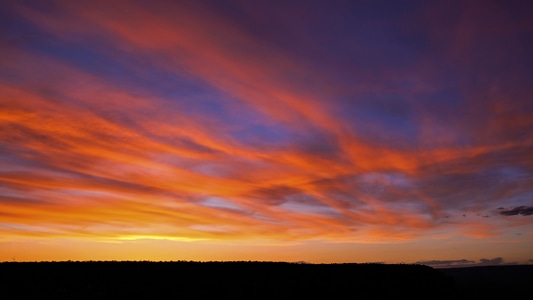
0, 261, 531, 299
438, 265, 533, 298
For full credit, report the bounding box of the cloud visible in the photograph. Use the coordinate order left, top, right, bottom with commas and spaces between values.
499, 206, 533, 216
417, 257, 509, 268
415, 259, 475, 268
478, 257, 504, 266
0, 0, 532, 246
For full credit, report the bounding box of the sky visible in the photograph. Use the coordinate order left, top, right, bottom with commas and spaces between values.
1, 0, 533, 267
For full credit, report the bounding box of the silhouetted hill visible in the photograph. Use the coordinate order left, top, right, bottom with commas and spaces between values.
439, 265, 533, 298
0, 261, 456, 299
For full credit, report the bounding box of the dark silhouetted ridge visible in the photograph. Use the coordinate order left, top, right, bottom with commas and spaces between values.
0, 261, 460, 299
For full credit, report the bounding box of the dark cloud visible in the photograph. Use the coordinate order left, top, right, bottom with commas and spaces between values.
479, 257, 504, 266
417, 257, 511, 268
415, 259, 475, 268
499, 206, 533, 216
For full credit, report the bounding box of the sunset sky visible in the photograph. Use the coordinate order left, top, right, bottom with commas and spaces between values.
1, 0, 533, 267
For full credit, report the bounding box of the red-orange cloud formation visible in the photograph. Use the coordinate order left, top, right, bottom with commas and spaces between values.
1, 0, 532, 261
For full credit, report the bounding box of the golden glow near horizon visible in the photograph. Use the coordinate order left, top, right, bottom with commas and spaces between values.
1, 0, 533, 267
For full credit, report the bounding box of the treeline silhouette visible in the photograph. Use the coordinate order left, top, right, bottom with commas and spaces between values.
1, 261, 530, 299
